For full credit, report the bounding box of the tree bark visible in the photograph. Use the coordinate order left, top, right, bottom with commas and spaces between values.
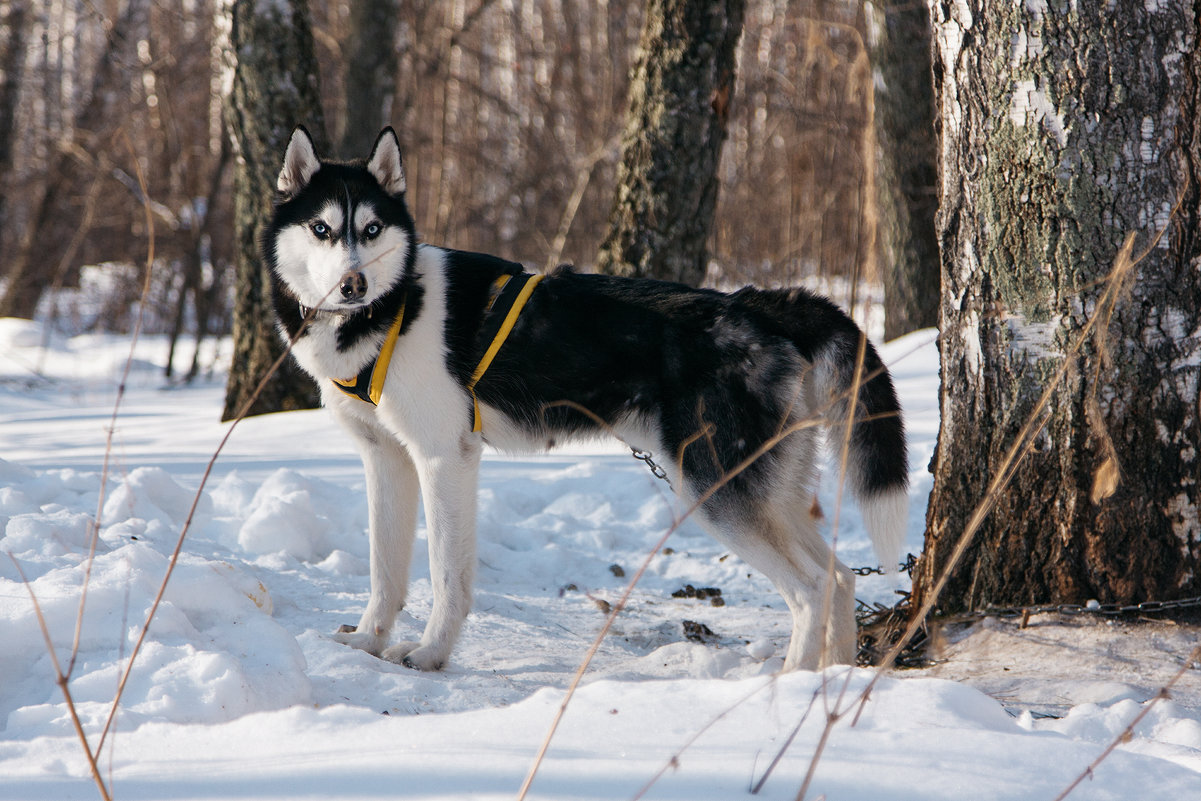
867, 0, 940, 340
0, 0, 27, 246
221, 0, 324, 420
914, 1, 1201, 615
338, 0, 400, 157
595, 0, 745, 286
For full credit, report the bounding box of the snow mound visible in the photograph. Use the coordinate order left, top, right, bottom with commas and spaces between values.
1, 465, 310, 738
1, 327, 1199, 800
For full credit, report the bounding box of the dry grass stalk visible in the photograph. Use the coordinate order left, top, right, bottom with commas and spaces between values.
517, 349, 900, 799
1051, 644, 1201, 801
761, 229, 1158, 800
850, 231, 1145, 725
7, 556, 112, 801
631, 677, 785, 800
12, 229, 351, 794
514, 408, 817, 801
7, 135, 162, 801
94, 317, 318, 754
756, 333, 873, 799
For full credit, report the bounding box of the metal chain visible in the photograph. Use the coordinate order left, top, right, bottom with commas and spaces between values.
630, 450, 1201, 622
857, 555, 1201, 620
853, 553, 919, 577
630, 448, 671, 488
973, 595, 1201, 620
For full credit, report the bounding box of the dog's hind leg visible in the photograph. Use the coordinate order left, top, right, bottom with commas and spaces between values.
381, 434, 482, 671
333, 416, 420, 656
696, 500, 856, 672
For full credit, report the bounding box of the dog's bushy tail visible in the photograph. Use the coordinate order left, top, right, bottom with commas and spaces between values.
739, 288, 910, 570
812, 324, 909, 571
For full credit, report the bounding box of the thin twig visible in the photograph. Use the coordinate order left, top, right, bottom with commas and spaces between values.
1050, 644, 1201, 801
8, 555, 112, 801
95, 291, 332, 756
70, 133, 157, 680
516, 379, 891, 799
749, 683, 823, 795
633, 676, 782, 800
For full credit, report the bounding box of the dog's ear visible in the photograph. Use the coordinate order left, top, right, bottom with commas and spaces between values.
278, 126, 320, 196
367, 127, 406, 196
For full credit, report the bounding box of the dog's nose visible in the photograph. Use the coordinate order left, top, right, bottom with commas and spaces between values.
339, 271, 367, 302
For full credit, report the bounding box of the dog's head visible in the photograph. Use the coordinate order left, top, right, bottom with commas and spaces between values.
266, 126, 416, 315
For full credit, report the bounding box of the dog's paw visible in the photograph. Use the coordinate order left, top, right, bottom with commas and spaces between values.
331, 624, 385, 656
382, 641, 446, 671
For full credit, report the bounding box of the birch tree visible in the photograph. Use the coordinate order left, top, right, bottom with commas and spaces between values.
914, 1, 1201, 613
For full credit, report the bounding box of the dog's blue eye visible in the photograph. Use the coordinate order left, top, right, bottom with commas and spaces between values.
311, 222, 330, 239
364, 222, 382, 239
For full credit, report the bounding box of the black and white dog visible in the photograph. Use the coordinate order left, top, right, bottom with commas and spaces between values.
265, 126, 908, 672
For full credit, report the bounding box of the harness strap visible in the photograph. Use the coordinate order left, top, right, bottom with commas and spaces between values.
331, 296, 407, 405
329, 273, 543, 435
467, 272, 543, 432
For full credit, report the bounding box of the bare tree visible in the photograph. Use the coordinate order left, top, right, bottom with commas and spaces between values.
0, 0, 28, 245
0, 0, 149, 320
220, 0, 325, 418
595, 0, 746, 285
867, 0, 939, 339
0, 0, 887, 353
338, 0, 400, 156
913, 0, 1201, 614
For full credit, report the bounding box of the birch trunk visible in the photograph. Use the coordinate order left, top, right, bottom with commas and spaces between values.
915, 1, 1201, 613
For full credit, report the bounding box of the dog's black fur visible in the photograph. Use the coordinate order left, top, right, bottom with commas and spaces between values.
264, 126, 909, 671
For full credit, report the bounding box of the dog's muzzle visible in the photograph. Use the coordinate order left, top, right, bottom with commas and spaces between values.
340, 271, 368, 302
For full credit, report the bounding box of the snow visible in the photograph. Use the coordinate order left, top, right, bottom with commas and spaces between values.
1, 317, 1199, 800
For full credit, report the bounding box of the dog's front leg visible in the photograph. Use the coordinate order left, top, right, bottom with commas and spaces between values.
381, 436, 482, 671
332, 419, 420, 656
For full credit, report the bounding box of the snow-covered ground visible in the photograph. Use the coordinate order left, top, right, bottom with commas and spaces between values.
0, 316, 1198, 800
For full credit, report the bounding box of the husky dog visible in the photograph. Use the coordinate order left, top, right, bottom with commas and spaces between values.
265, 126, 908, 672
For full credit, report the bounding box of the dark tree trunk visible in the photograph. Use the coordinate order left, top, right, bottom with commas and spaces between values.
914, 1, 1201, 614
867, 0, 940, 340
0, 0, 27, 248
221, 0, 325, 420
595, 0, 745, 286
338, 0, 400, 157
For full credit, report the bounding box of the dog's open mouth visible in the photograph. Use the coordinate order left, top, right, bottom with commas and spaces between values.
298, 298, 374, 319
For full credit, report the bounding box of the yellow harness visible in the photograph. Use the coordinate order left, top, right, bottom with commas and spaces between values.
331, 272, 543, 433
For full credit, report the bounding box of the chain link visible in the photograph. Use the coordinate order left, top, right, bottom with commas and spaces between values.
853, 553, 919, 577
630, 448, 671, 488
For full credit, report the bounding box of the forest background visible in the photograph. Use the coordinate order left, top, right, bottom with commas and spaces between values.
0, 0, 914, 365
